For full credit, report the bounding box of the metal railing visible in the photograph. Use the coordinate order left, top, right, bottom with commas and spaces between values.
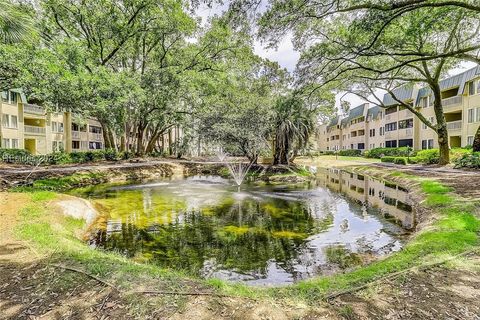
447, 120, 462, 131
23, 103, 45, 115
24, 125, 46, 135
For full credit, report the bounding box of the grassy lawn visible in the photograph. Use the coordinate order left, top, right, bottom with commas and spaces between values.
7, 165, 480, 314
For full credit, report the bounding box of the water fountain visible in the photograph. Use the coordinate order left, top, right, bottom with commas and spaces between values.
216, 149, 252, 187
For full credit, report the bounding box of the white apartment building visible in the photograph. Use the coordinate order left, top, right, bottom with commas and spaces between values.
318, 65, 480, 152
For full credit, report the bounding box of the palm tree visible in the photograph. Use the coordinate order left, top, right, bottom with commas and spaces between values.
0, 0, 33, 44
273, 95, 315, 165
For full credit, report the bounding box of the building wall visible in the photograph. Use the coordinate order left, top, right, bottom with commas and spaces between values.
1, 90, 106, 155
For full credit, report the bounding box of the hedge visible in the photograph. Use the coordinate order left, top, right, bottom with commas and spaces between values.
338, 149, 362, 157
364, 147, 414, 159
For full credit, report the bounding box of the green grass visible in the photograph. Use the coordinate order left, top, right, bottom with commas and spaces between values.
13, 172, 108, 192
10, 170, 480, 305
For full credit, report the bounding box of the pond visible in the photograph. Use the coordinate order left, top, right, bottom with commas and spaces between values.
74, 168, 415, 286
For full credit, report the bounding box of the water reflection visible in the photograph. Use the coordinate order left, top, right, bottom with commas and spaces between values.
77, 171, 414, 286
317, 169, 415, 230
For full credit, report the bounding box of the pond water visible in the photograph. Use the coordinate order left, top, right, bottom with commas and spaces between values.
75, 168, 415, 286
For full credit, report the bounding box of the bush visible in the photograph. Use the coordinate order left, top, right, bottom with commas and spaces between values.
450, 148, 471, 162
415, 149, 439, 164
407, 157, 419, 164
119, 151, 134, 160
0, 148, 31, 161
454, 152, 480, 169
365, 147, 414, 159
380, 156, 396, 163
46, 152, 71, 165
324, 151, 335, 155
103, 148, 119, 161
394, 157, 408, 165
338, 149, 362, 157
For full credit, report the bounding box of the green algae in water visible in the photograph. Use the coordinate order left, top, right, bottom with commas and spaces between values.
81, 173, 414, 286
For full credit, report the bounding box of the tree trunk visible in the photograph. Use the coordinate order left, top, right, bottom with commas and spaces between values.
432, 84, 450, 165
273, 134, 289, 165
145, 131, 161, 154
473, 125, 480, 152
168, 129, 173, 156
136, 126, 145, 156
100, 122, 112, 149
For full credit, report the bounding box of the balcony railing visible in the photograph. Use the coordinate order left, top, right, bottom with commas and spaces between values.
23, 103, 45, 115
24, 125, 46, 135
72, 131, 80, 139
447, 120, 462, 131
90, 133, 102, 141
405, 128, 413, 137
442, 96, 462, 108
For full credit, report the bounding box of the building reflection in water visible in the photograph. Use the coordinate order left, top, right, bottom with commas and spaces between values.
317, 169, 415, 230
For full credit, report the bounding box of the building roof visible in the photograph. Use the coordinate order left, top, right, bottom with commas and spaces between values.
349, 103, 367, 119
327, 116, 340, 129
415, 65, 480, 105
366, 105, 381, 120
383, 85, 416, 106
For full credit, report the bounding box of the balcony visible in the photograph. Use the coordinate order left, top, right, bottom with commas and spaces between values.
442, 96, 462, 108
72, 131, 80, 139
24, 125, 46, 135
89, 133, 103, 141
447, 120, 462, 131
23, 103, 45, 115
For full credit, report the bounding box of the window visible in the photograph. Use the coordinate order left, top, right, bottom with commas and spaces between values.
1, 91, 7, 102
421, 97, 428, 108
467, 136, 474, 146
477, 80, 480, 94
385, 140, 397, 148
385, 106, 397, 115
422, 139, 434, 149
2, 138, 10, 148
89, 141, 102, 149
369, 129, 375, 137
477, 107, 480, 122
380, 127, 384, 136
358, 143, 365, 150
385, 122, 397, 132
72, 123, 79, 131
469, 81, 476, 95
398, 118, 413, 129
468, 108, 475, 123
89, 126, 102, 134
2, 114, 9, 127
72, 141, 80, 149
52, 122, 58, 132
398, 139, 413, 147
10, 115, 17, 129
11, 139, 18, 148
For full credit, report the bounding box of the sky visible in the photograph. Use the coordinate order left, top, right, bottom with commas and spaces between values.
196, 4, 477, 111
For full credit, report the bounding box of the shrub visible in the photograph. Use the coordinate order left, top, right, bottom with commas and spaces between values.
324, 151, 335, 155
407, 157, 419, 164
103, 148, 119, 161
0, 148, 31, 162
338, 149, 362, 157
119, 151, 134, 160
365, 147, 414, 158
47, 152, 71, 165
416, 149, 439, 164
454, 152, 480, 169
394, 157, 408, 165
450, 148, 471, 162
380, 156, 396, 163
